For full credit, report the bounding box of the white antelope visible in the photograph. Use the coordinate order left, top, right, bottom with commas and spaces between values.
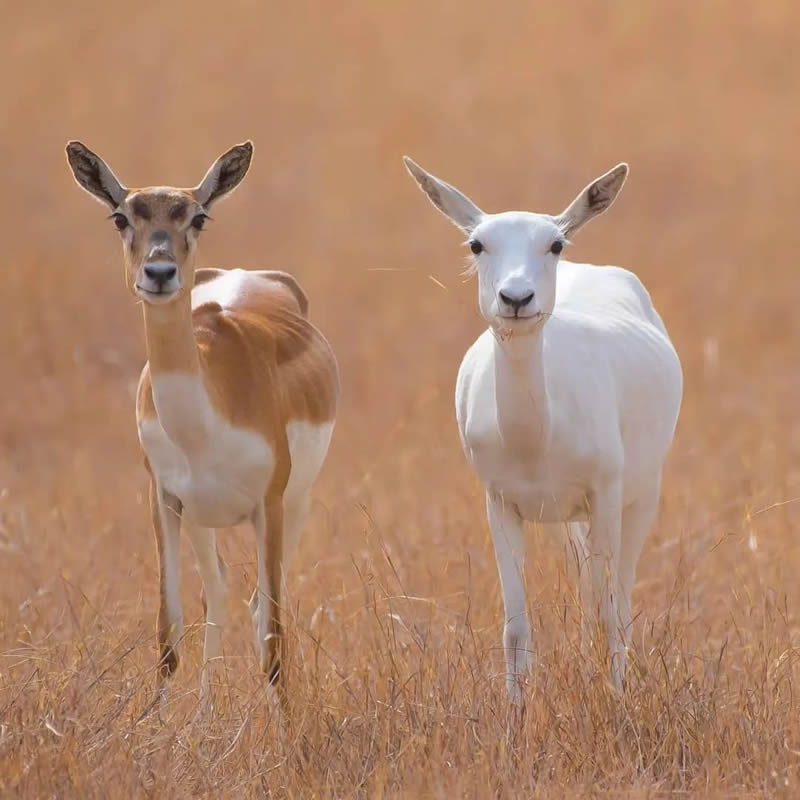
66, 141, 339, 706
404, 157, 682, 700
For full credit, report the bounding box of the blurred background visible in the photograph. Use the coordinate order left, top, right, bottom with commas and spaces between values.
2, 0, 800, 793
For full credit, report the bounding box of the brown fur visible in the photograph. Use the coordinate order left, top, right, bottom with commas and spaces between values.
149, 481, 182, 677
118, 189, 198, 295
67, 143, 338, 702
134, 260, 338, 696
136, 268, 337, 437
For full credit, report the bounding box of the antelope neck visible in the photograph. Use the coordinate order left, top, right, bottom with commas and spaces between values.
492, 325, 551, 440
142, 290, 213, 451
142, 291, 201, 377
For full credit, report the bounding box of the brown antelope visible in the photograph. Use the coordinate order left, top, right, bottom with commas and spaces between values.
65, 141, 339, 707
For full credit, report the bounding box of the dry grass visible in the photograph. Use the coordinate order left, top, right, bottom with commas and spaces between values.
3, 1, 800, 796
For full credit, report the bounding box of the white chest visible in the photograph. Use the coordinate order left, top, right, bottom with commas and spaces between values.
138, 375, 275, 526
458, 344, 594, 525
463, 415, 590, 523
139, 417, 274, 526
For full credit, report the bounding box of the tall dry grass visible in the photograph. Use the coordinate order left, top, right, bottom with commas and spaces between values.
3, 1, 800, 795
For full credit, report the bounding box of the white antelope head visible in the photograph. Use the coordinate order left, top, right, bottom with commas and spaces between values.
404, 157, 628, 334
66, 141, 253, 305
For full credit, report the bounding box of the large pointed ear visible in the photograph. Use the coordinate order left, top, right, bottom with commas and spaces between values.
403, 156, 484, 233
194, 141, 253, 208
555, 163, 628, 237
65, 141, 127, 209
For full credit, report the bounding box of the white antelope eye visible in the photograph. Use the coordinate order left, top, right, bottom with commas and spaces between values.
469, 240, 484, 255
550, 240, 564, 255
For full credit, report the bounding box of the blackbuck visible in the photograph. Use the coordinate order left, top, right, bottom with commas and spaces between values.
404, 156, 682, 701
66, 141, 339, 707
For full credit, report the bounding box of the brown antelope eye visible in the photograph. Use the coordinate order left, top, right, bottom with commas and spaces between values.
550, 240, 564, 255
191, 214, 208, 231
469, 240, 484, 255
112, 213, 129, 231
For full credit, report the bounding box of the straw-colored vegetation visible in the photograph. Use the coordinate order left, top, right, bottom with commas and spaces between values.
2, 2, 800, 795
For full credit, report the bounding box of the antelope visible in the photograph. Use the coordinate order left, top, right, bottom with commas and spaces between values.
404, 156, 682, 701
65, 141, 339, 707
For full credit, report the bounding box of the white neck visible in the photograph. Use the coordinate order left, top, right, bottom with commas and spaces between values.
491, 327, 551, 447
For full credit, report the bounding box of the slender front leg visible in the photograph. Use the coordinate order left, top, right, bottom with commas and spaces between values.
150, 479, 183, 679
586, 480, 625, 691
249, 495, 286, 701
487, 490, 530, 704
282, 490, 311, 567
562, 521, 594, 640
186, 524, 227, 702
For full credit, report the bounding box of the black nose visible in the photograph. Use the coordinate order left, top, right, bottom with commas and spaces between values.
144, 263, 177, 287
499, 291, 534, 312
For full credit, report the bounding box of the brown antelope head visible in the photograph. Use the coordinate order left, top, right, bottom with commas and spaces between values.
65, 141, 253, 305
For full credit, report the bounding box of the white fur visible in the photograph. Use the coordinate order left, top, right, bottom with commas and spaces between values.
139, 374, 275, 527
140, 371, 334, 697
67, 142, 332, 706
140, 374, 334, 531
191, 268, 251, 310
284, 421, 334, 554
157, 494, 184, 645
405, 158, 682, 700
248, 420, 334, 672
185, 522, 226, 696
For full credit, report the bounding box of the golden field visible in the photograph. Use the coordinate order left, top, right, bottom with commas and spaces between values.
2, 1, 800, 796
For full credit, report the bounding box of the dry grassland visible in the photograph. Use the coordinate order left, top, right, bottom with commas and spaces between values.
2, 1, 800, 796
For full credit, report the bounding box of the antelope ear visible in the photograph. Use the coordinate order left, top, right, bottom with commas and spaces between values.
65, 141, 127, 209
555, 163, 628, 237
403, 156, 484, 234
194, 141, 253, 208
